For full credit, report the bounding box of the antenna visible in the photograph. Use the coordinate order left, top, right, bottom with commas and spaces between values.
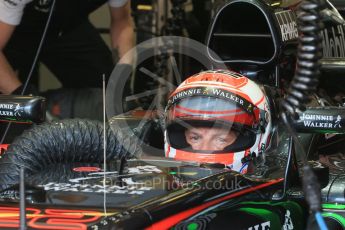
102, 74, 107, 216
19, 167, 27, 230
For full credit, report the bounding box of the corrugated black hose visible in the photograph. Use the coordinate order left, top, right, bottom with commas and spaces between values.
0, 119, 141, 190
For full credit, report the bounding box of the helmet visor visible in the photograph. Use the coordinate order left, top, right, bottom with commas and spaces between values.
166, 96, 258, 132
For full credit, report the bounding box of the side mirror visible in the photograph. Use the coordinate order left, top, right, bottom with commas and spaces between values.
0, 95, 46, 124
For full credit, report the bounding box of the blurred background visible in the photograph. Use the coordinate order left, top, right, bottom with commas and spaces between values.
39, 0, 222, 92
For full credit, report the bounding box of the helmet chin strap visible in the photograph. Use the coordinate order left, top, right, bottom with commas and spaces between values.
240, 147, 265, 169
241, 152, 257, 164
252, 109, 268, 133
259, 110, 268, 133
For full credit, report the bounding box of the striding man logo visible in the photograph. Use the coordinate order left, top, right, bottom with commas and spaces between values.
34, 0, 52, 12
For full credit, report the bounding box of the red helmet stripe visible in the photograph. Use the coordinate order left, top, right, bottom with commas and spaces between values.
174, 150, 235, 165
175, 104, 243, 114
170, 110, 256, 126
254, 95, 265, 106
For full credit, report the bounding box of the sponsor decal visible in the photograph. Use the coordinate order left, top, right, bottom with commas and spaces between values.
302, 121, 333, 128
0, 104, 14, 109
34, 0, 52, 13
283, 210, 294, 230
73, 167, 102, 172
168, 87, 254, 114
275, 10, 298, 42
69, 165, 162, 182
335, 115, 342, 128
0, 110, 13, 116
127, 165, 162, 174
39, 165, 161, 194
40, 182, 152, 194
321, 25, 345, 58
300, 114, 333, 121
0, 103, 21, 117
300, 113, 343, 129
0, 207, 102, 229
248, 221, 270, 230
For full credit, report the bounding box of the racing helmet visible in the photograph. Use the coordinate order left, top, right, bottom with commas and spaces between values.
164, 70, 272, 173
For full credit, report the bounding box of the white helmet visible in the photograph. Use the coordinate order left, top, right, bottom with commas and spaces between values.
164, 70, 272, 173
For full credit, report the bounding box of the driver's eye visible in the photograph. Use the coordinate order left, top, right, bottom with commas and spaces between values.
216, 138, 227, 143
189, 135, 200, 142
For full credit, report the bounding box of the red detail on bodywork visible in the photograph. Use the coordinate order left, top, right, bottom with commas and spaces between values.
73, 167, 102, 172
51, 103, 61, 116
146, 178, 284, 229
0, 207, 102, 229
0, 207, 41, 228
0, 144, 9, 155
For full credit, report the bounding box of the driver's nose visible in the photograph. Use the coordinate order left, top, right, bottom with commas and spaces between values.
198, 141, 213, 151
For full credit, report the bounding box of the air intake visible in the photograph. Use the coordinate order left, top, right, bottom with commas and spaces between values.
206, 0, 282, 66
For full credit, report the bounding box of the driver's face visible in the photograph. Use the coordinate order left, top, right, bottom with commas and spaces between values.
185, 127, 238, 151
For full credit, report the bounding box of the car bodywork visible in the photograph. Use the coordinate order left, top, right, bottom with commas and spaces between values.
0, 115, 342, 229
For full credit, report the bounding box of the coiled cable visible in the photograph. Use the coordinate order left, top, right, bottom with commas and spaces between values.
281, 0, 325, 118
281, 1, 328, 229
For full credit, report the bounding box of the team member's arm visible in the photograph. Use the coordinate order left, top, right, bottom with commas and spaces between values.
0, 0, 31, 94
0, 21, 21, 94
109, 0, 134, 64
